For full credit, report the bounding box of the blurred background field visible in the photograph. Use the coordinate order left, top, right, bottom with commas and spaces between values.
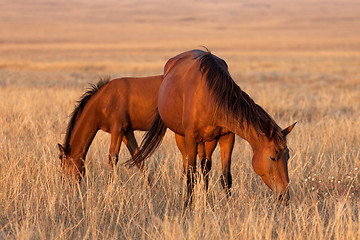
0, 0, 359, 239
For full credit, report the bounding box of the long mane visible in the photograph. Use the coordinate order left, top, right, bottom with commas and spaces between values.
197, 50, 284, 146
63, 77, 110, 153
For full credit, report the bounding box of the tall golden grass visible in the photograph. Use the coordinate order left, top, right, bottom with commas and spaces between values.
1, 0, 359, 239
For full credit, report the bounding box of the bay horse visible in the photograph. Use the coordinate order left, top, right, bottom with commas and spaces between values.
127, 50, 296, 206
58, 75, 235, 189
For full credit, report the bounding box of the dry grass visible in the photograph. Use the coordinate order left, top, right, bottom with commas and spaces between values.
1, 0, 360, 239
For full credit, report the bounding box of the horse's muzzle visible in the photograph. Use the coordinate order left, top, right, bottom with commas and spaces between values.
278, 192, 290, 206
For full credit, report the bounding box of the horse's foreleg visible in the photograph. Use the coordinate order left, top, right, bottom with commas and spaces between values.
202, 140, 217, 192
109, 130, 124, 168
219, 133, 235, 196
123, 132, 152, 185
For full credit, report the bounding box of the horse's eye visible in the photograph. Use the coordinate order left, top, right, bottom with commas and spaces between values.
270, 157, 276, 161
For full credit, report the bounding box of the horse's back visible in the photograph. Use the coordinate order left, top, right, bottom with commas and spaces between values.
96, 75, 163, 132
164, 50, 204, 76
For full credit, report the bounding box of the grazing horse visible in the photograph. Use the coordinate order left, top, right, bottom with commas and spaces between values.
58, 75, 235, 186
128, 50, 296, 206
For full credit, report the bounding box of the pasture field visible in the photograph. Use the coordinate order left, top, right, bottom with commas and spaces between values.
0, 0, 359, 239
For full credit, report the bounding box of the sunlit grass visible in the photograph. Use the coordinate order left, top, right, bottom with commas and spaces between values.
1, 0, 360, 238
0, 63, 359, 238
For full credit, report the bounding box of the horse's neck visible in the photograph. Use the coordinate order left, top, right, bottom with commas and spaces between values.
224, 118, 261, 151
68, 112, 99, 159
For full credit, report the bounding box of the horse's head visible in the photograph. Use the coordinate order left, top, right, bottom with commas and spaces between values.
251, 122, 296, 205
58, 143, 85, 181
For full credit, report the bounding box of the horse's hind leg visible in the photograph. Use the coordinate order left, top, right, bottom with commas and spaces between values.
176, 133, 198, 205
175, 133, 187, 176
201, 140, 217, 192
109, 130, 124, 168
218, 133, 235, 196
183, 134, 198, 207
123, 131, 151, 184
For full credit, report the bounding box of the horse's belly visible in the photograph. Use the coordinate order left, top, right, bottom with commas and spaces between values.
193, 126, 222, 142
128, 96, 158, 131
130, 112, 154, 131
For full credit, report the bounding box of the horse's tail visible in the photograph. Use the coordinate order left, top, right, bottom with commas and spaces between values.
125, 109, 167, 167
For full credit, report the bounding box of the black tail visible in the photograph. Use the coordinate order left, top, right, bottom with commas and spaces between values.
124, 109, 167, 167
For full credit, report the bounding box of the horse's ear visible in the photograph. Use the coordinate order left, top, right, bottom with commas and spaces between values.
282, 122, 297, 136
58, 143, 65, 153
265, 120, 274, 139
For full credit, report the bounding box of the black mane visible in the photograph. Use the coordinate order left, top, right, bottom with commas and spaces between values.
197, 50, 284, 146
63, 77, 110, 153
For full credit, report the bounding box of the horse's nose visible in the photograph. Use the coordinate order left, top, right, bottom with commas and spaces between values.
278, 192, 290, 206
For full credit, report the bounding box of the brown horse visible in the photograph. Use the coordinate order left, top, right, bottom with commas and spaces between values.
128, 50, 296, 206
58, 75, 235, 188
